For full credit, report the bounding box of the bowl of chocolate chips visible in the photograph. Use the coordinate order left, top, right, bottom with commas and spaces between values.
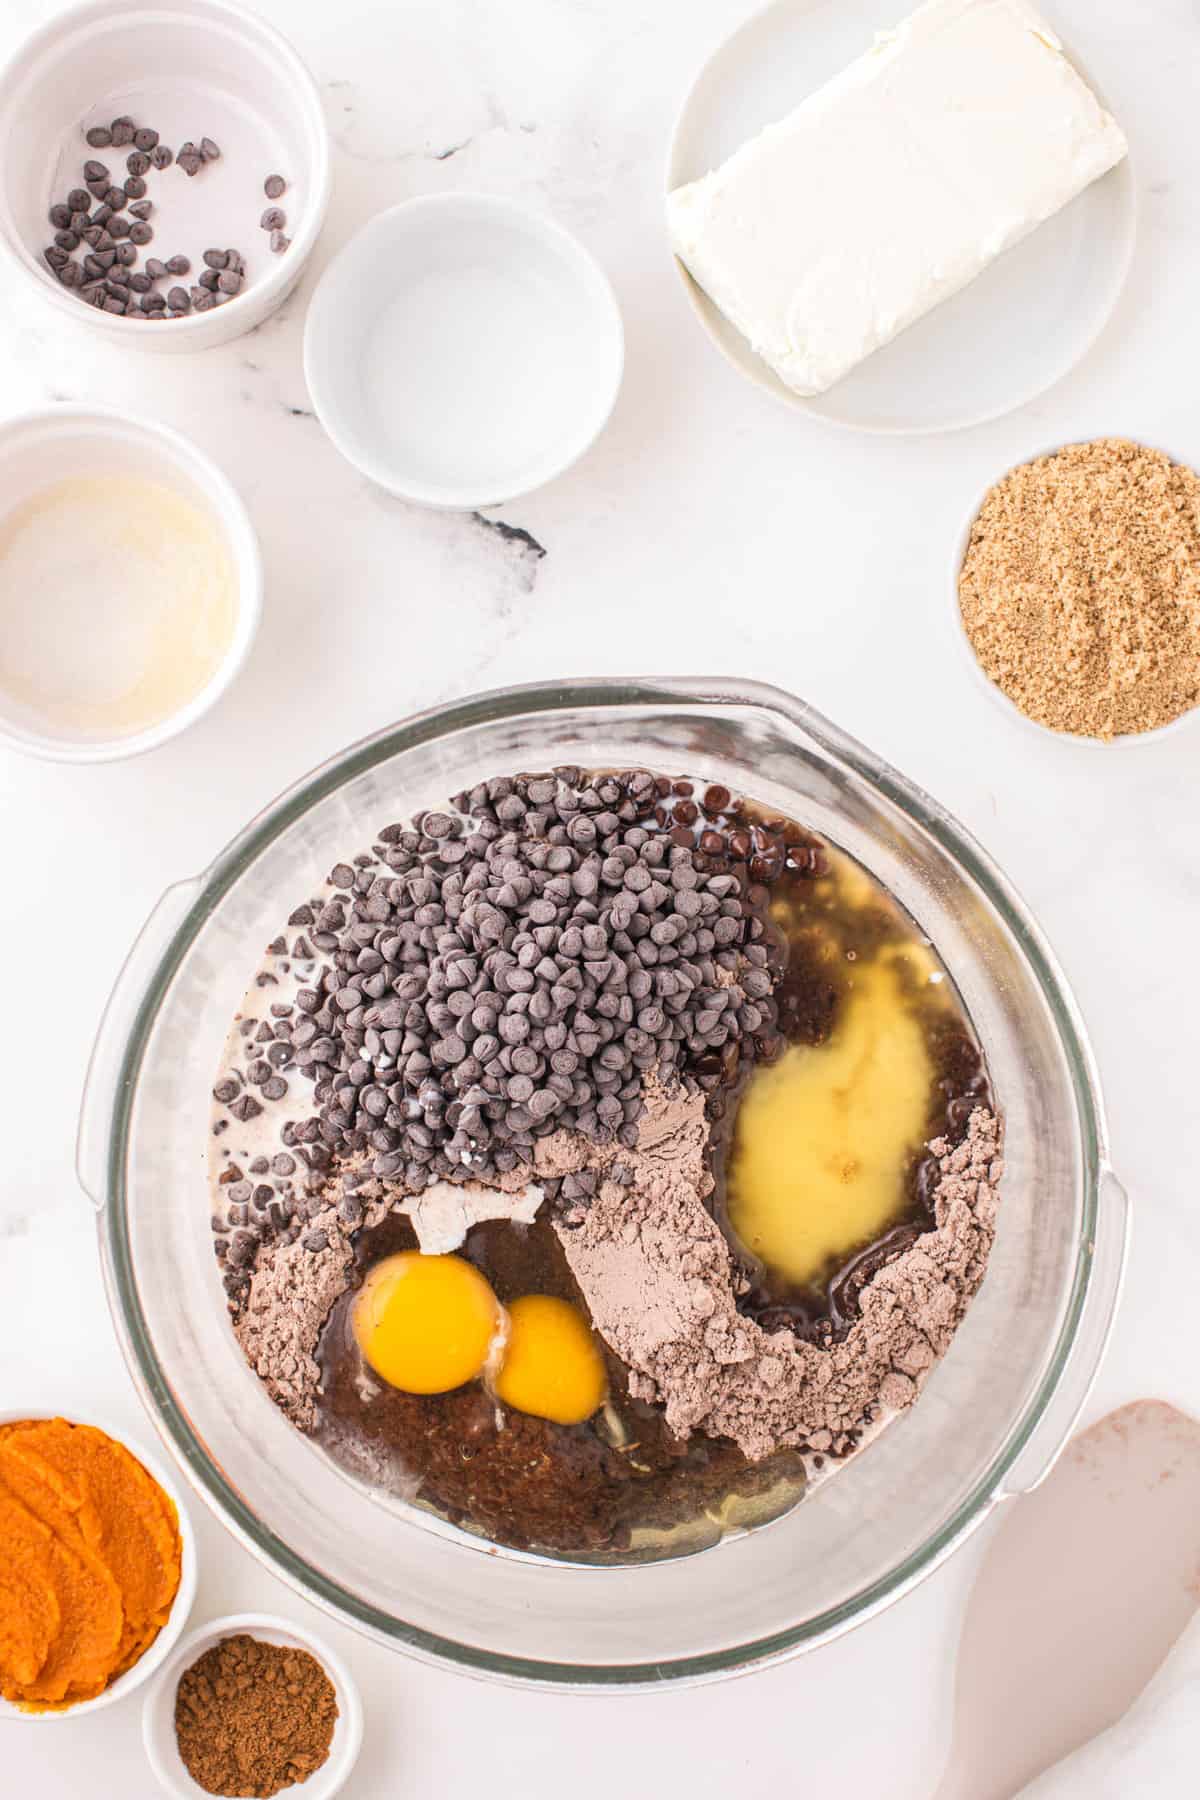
78, 677, 1127, 1688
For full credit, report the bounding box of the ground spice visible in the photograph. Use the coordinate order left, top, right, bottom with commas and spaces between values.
174, 1633, 338, 1798
959, 437, 1200, 739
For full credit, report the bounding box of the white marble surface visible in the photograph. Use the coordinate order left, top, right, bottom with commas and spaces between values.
1, 0, 1197, 1793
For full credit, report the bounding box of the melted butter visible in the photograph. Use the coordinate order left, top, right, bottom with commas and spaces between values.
727, 951, 935, 1288
0, 475, 236, 740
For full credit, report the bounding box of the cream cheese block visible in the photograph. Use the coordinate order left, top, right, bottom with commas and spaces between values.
667, 0, 1128, 397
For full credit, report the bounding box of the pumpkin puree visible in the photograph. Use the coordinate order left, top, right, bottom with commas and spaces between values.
0, 1418, 182, 1710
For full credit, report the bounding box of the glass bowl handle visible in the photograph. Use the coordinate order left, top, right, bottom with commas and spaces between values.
76, 878, 204, 1212
996, 1165, 1131, 1498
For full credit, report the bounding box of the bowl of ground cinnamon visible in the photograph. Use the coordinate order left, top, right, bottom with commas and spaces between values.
142, 1612, 362, 1800
955, 436, 1200, 743
0, 1411, 196, 1717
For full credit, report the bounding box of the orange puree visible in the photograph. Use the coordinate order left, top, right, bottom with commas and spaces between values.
0, 1419, 182, 1711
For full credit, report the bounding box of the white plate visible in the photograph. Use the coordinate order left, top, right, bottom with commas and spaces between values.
666, 0, 1137, 435
304, 193, 624, 509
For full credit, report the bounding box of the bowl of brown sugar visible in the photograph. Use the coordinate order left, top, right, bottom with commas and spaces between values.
142, 1612, 363, 1800
954, 436, 1200, 744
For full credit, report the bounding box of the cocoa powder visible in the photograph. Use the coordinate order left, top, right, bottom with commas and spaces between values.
544, 1082, 1002, 1461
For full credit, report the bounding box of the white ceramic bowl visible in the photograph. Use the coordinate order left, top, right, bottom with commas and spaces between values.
142, 1612, 364, 1799
952, 436, 1200, 747
0, 0, 331, 351
0, 1409, 197, 1720
0, 404, 262, 762
304, 193, 625, 508
666, 0, 1136, 435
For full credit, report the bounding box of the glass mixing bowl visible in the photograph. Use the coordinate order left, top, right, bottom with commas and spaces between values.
78, 679, 1128, 1689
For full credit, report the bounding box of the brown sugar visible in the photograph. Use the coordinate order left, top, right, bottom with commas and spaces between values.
958, 437, 1200, 739
174, 1633, 338, 1797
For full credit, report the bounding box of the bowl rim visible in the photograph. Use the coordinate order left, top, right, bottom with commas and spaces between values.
89, 676, 1110, 1688
301, 191, 625, 509
141, 1610, 363, 1799
0, 0, 333, 343
0, 402, 263, 763
951, 433, 1200, 747
0, 1408, 197, 1719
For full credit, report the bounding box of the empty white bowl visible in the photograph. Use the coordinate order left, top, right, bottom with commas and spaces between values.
0, 0, 331, 351
0, 1409, 197, 1721
142, 1612, 364, 1799
304, 193, 625, 508
0, 404, 262, 762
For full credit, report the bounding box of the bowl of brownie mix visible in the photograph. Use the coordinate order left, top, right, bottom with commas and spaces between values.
78, 678, 1127, 1688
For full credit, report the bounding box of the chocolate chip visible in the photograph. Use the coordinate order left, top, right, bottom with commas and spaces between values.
129, 200, 153, 220
67, 188, 90, 212
198, 267, 220, 291
145, 257, 167, 280
108, 215, 131, 239
167, 284, 191, 311
202, 247, 229, 269
110, 116, 135, 146
166, 253, 189, 275
179, 152, 202, 177
217, 268, 242, 295
48, 203, 71, 229
53, 228, 79, 251
86, 126, 112, 148
200, 136, 221, 160
260, 206, 285, 231
123, 175, 147, 200
128, 271, 152, 293
126, 150, 150, 177
83, 159, 109, 181
115, 242, 136, 265
151, 143, 173, 170
133, 126, 159, 151
128, 222, 152, 246
140, 289, 166, 312
264, 173, 286, 199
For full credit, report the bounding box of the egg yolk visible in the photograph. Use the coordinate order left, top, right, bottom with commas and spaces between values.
492, 1294, 607, 1425
352, 1252, 502, 1395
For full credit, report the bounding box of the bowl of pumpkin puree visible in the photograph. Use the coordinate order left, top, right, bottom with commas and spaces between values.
0, 1413, 196, 1716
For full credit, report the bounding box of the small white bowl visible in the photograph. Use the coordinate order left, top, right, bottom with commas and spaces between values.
0, 1410, 197, 1720
304, 193, 625, 509
951, 436, 1200, 748
0, 404, 261, 762
0, 0, 331, 351
143, 1612, 364, 1800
